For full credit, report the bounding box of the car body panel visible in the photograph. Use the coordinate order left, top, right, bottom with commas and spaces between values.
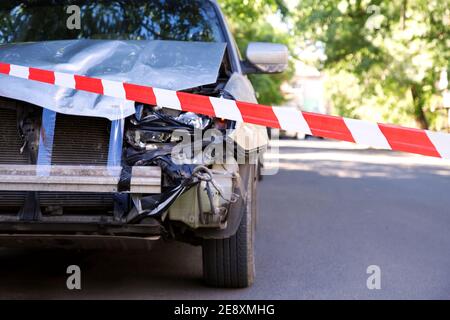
0, 40, 227, 120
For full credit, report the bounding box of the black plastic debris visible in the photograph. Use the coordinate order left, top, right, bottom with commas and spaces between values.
123, 105, 219, 222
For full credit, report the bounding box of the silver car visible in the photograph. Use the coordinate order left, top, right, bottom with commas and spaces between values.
0, 0, 287, 288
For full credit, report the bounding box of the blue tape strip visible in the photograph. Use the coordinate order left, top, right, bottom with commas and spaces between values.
108, 119, 124, 168
36, 108, 56, 176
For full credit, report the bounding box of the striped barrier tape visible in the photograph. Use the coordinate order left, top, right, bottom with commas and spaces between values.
1, 61, 450, 160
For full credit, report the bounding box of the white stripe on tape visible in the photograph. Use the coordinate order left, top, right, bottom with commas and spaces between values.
209, 97, 243, 122
54, 72, 76, 89
153, 88, 182, 110
426, 131, 450, 159
102, 79, 126, 99
273, 107, 312, 135
9, 65, 29, 79
344, 118, 391, 150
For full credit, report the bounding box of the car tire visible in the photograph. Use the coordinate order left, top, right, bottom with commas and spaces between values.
202, 164, 257, 288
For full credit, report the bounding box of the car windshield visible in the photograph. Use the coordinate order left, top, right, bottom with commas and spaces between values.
0, 0, 225, 44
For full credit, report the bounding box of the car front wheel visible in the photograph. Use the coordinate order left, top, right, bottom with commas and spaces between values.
202, 164, 257, 288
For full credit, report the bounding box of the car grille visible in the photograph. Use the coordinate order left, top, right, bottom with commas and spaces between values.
0, 101, 115, 215
51, 114, 110, 166
0, 103, 28, 165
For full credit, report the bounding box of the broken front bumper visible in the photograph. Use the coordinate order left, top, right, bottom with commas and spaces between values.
0, 163, 236, 238
0, 165, 161, 194
0, 165, 163, 239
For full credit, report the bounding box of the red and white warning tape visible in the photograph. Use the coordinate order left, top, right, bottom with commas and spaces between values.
1, 62, 450, 160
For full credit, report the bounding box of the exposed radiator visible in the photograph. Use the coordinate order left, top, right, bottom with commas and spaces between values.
0, 101, 115, 214
51, 114, 110, 166
0, 103, 28, 165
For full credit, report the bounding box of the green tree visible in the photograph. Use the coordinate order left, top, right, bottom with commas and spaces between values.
218, 0, 294, 105
294, 0, 450, 129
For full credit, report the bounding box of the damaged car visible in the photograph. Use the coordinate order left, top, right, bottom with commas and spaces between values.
0, 0, 288, 288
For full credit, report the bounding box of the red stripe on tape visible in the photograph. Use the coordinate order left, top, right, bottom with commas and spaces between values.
303, 112, 355, 143
236, 102, 281, 128
378, 123, 440, 157
177, 92, 216, 116
0, 62, 10, 74
74, 75, 104, 95
123, 83, 157, 105
29, 68, 55, 84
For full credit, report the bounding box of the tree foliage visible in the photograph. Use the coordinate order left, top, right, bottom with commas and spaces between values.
220, 0, 449, 130
218, 0, 294, 105
294, 0, 450, 129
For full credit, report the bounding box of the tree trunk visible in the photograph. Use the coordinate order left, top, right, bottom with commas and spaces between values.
410, 85, 429, 129
401, 0, 408, 30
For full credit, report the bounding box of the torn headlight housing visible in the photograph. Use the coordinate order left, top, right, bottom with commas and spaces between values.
123, 100, 238, 228
174, 112, 211, 130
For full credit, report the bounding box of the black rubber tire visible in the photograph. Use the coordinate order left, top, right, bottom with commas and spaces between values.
202, 164, 257, 288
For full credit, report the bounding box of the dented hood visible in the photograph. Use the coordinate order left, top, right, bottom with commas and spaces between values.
0, 40, 226, 120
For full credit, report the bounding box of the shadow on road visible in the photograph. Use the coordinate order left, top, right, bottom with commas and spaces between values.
0, 241, 206, 299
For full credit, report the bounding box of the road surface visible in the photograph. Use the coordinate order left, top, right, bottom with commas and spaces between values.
1, 139, 450, 299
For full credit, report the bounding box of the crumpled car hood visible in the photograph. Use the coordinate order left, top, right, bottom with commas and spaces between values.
0, 40, 226, 120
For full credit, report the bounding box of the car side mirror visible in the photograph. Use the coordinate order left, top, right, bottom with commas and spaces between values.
242, 42, 289, 74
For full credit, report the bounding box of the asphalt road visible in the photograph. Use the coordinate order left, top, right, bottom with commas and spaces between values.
1, 139, 450, 299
